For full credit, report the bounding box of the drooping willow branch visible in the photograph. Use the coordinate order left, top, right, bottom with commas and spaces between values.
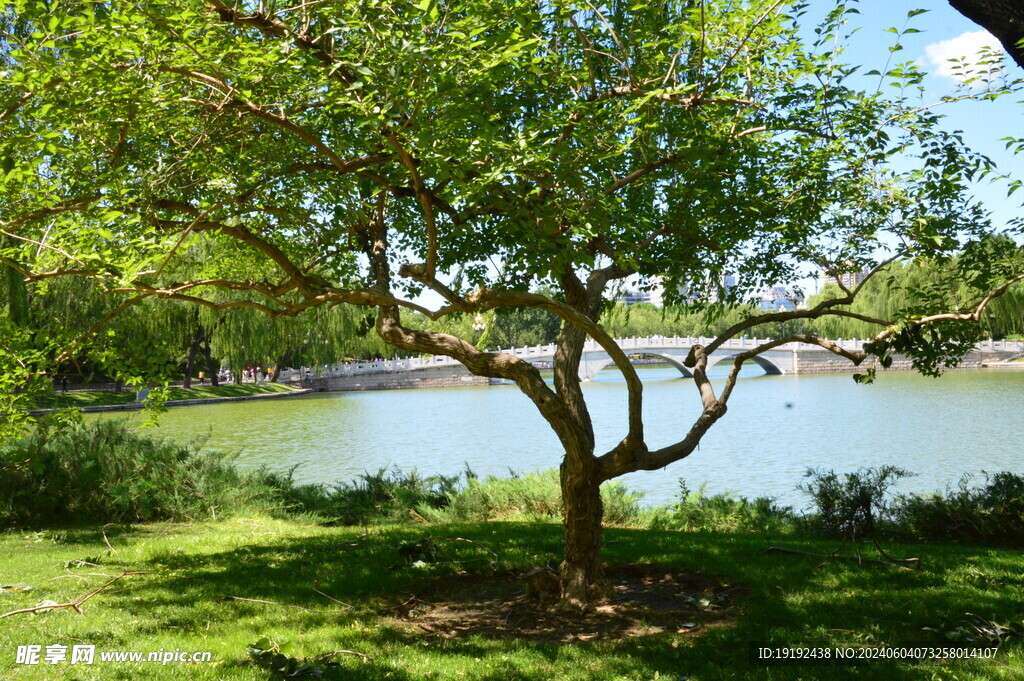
53, 294, 153, 365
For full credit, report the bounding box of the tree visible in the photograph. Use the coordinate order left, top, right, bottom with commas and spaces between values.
949, 0, 1024, 69
2, 1, 1022, 605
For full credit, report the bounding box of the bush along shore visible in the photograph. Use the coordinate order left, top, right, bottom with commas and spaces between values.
1, 420, 1023, 681
3, 419, 1024, 543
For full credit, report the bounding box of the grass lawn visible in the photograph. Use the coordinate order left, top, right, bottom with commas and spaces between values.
34, 383, 297, 410
1, 517, 1020, 680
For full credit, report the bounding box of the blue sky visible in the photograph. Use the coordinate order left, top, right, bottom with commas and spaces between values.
837, 2, 1022, 232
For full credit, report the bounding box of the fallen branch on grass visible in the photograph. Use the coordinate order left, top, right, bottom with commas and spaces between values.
101, 523, 120, 556
319, 649, 371, 662
312, 587, 353, 609
762, 546, 920, 571
222, 596, 317, 612
0, 571, 152, 620
866, 539, 920, 567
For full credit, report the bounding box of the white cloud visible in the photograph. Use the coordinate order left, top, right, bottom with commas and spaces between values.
923, 31, 1004, 84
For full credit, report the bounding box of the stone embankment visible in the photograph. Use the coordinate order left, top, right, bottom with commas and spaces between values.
793, 350, 999, 374
314, 365, 493, 392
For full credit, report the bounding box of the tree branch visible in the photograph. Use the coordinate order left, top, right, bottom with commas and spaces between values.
148, 211, 314, 293
598, 344, 722, 479
386, 134, 437, 278
205, 0, 360, 86
0, 571, 152, 620
1, 196, 103, 232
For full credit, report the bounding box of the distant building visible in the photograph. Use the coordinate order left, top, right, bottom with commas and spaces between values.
616, 289, 652, 306
713, 274, 738, 303
647, 274, 737, 307
822, 269, 869, 290
648, 278, 665, 308
758, 286, 805, 311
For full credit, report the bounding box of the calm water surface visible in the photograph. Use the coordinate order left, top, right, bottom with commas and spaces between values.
108, 367, 1024, 508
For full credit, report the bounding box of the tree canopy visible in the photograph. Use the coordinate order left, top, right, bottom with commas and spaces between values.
2, 0, 1022, 604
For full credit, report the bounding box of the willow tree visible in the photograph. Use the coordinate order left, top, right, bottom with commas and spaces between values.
2, 0, 1022, 604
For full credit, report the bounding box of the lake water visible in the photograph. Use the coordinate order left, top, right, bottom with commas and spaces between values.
106, 366, 1024, 509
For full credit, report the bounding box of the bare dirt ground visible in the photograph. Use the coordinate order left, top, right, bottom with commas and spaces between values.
384, 563, 743, 642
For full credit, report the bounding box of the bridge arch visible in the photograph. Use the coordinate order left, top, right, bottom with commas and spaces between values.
706, 353, 783, 375
579, 352, 693, 381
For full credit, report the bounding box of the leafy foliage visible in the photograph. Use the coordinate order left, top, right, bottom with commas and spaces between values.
0, 419, 262, 525
418, 468, 643, 525
799, 465, 914, 537
259, 467, 460, 525
896, 472, 1024, 546
643, 481, 796, 534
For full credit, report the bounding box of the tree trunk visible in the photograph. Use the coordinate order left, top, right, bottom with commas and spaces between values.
200, 337, 219, 387
559, 457, 606, 608
183, 338, 198, 389
363, 214, 621, 608
270, 353, 286, 383
182, 317, 205, 389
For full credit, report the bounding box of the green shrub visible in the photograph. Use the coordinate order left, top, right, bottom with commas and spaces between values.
895, 472, 1024, 545
0, 419, 264, 525
419, 469, 643, 525
640, 481, 796, 533
798, 466, 912, 537
258, 467, 459, 525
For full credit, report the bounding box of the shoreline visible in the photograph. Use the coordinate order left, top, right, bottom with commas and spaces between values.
981, 361, 1024, 369
28, 360, 1023, 414
28, 387, 315, 416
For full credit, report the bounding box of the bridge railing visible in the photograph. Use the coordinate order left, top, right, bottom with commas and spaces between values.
284, 336, 1022, 379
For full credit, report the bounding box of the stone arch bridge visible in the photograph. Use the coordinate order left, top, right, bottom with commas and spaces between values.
280, 337, 1023, 385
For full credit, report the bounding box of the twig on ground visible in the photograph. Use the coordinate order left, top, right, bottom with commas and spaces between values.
305, 530, 370, 553
63, 560, 102, 568
867, 539, 920, 567
763, 546, 919, 571
387, 593, 435, 615
431, 537, 500, 565
223, 596, 316, 612
319, 649, 371, 662
312, 588, 353, 609
0, 571, 152, 620
339, 529, 370, 547
101, 524, 119, 556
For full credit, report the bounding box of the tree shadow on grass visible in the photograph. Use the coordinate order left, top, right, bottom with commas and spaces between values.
51, 522, 1024, 681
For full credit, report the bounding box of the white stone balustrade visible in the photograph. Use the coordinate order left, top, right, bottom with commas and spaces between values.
280, 337, 1022, 382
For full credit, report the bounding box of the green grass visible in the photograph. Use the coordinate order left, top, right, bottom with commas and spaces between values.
162, 384, 296, 402
1, 517, 1021, 680
33, 390, 137, 409
34, 383, 296, 409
